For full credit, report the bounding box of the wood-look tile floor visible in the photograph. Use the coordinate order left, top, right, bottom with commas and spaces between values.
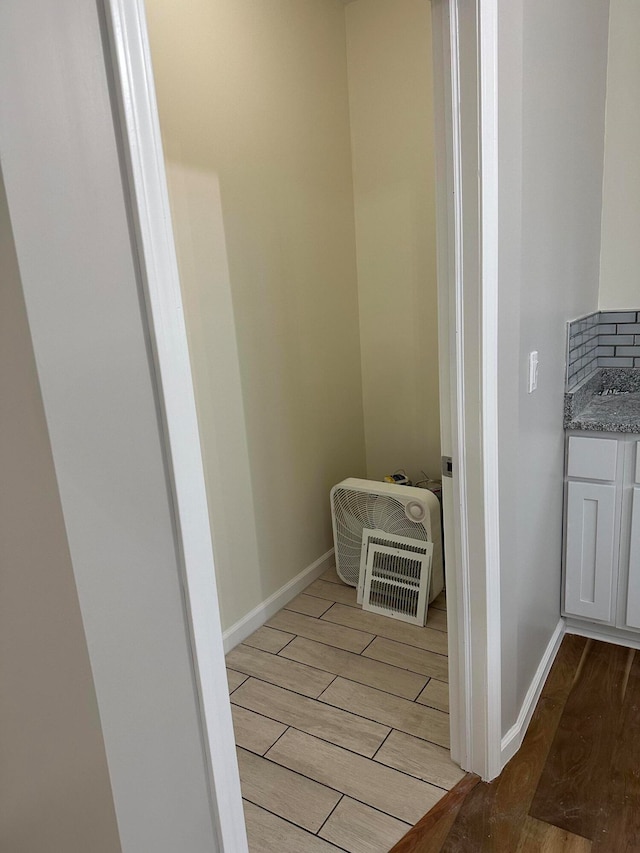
225, 566, 459, 853
392, 635, 640, 852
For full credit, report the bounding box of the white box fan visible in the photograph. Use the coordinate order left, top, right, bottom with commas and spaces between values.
330, 478, 444, 605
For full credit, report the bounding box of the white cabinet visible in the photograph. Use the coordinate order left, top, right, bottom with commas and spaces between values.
563, 434, 640, 634
564, 481, 616, 622
626, 487, 640, 629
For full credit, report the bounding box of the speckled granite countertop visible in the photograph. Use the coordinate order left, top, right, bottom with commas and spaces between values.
565, 368, 640, 433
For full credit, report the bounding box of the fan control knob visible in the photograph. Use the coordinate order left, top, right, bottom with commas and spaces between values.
405, 500, 426, 523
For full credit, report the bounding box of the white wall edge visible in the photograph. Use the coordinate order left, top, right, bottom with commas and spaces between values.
102, 1, 248, 849
223, 549, 335, 653
565, 620, 640, 651
478, 0, 502, 782
447, 0, 474, 776
500, 619, 566, 767
431, 0, 463, 769
448, 0, 503, 781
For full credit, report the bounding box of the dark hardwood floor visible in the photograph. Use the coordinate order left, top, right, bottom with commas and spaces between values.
392, 635, 640, 852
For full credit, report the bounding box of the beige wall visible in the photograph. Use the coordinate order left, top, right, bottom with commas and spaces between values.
599, 0, 640, 309
146, 0, 367, 630
346, 0, 440, 484
0, 171, 120, 852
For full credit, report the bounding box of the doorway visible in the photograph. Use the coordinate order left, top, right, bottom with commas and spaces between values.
144, 2, 456, 844
105, 0, 502, 844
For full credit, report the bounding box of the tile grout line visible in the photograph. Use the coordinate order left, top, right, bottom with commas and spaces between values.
260, 727, 454, 820
315, 793, 345, 838
319, 613, 450, 653
278, 628, 448, 662
231, 657, 434, 704
413, 676, 432, 704
232, 632, 449, 686
230, 654, 449, 726
265, 616, 375, 654
260, 722, 292, 758
262, 723, 456, 788
359, 632, 378, 657
241, 796, 350, 853
371, 725, 395, 761
324, 793, 415, 833
313, 679, 450, 732
274, 632, 298, 655
314, 793, 420, 845
361, 636, 450, 661
227, 675, 248, 697
320, 609, 449, 646
230, 673, 335, 705
255, 729, 395, 804
235, 682, 452, 759
233, 676, 394, 752
283, 600, 335, 620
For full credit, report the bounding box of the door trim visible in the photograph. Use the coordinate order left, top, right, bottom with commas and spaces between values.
432, 0, 502, 780
102, 1, 248, 849
477, 0, 502, 782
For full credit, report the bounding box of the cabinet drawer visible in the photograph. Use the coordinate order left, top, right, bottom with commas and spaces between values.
564, 481, 616, 623
567, 436, 618, 481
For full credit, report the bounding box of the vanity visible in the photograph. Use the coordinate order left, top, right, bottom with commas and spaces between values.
563, 310, 640, 642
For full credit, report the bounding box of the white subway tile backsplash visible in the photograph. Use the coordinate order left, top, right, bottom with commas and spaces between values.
599, 357, 634, 367
600, 311, 638, 323
567, 310, 640, 389
600, 335, 633, 346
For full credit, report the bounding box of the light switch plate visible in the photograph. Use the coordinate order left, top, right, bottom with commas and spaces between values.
528, 351, 539, 393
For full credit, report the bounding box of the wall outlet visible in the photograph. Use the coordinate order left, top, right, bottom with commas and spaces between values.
528, 351, 539, 393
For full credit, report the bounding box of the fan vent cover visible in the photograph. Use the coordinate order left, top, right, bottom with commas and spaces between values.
362, 538, 433, 626
358, 528, 431, 603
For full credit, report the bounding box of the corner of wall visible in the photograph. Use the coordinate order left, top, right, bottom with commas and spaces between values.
500, 619, 565, 768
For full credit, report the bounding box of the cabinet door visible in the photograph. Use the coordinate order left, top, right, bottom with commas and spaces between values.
625, 488, 640, 630
565, 481, 616, 623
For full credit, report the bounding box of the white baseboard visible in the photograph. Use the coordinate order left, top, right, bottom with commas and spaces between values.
222, 548, 335, 653
500, 618, 565, 768
565, 619, 640, 651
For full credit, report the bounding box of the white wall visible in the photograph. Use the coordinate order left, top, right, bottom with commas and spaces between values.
0, 169, 121, 853
0, 2, 220, 849
146, 0, 367, 631
346, 0, 440, 484
497, 0, 609, 732
599, 0, 640, 310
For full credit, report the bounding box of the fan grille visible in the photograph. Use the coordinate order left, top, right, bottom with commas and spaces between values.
332, 487, 428, 586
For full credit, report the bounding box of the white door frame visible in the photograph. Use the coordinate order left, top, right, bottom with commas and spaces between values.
432, 0, 502, 781
103, 0, 502, 845
103, 2, 248, 850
